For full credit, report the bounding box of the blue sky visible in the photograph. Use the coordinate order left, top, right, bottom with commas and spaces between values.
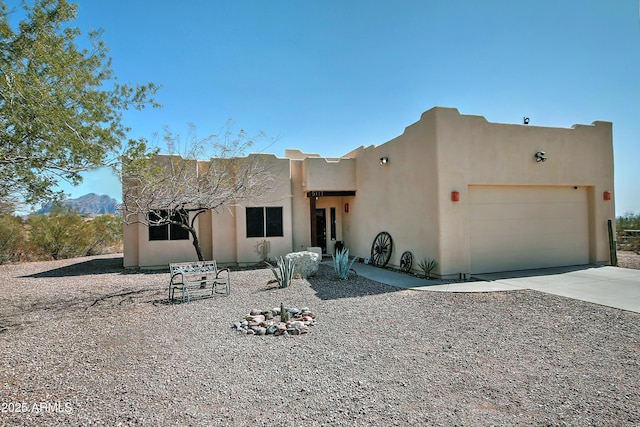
44, 0, 640, 214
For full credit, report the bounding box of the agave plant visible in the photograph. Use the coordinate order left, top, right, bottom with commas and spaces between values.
266, 256, 295, 288
332, 248, 358, 280
418, 257, 438, 279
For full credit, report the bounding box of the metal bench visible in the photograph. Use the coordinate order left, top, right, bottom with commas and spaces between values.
168, 260, 230, 302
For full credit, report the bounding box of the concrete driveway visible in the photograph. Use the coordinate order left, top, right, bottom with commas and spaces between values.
350, 262, 640, 314
469, 265, 640, 313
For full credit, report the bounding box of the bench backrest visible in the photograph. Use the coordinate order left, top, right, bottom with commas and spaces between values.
169, 260, 219, 276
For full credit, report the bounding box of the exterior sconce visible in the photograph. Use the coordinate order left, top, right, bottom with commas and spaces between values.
523, 117, 530, 125
451, 191, 460, 202
344, 203, 349, 213
379, 157, 389, 165
535, 151, 547, 162
603, 191, 612, 201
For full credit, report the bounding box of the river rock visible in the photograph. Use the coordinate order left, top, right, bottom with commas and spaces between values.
234, 307, 316, 337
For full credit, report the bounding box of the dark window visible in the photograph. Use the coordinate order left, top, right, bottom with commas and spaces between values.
246, 207, 265, 238
148, 210, 168, 241
330, 207, 336, 240
170, 216, 190, 240
148, 209, 190, 241
266, 207, 283, 237
246, 206, 284, 238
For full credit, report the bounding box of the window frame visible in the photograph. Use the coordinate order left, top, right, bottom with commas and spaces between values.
246, 206, 284, 238
148, 209, 190, 241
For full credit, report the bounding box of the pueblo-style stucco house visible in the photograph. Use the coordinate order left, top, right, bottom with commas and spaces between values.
123, 106, 615, 278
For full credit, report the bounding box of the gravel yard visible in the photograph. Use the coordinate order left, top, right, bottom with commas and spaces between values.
1, 253, 639, 426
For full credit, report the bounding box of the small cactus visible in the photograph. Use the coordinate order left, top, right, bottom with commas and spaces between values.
280, 302, 289, 322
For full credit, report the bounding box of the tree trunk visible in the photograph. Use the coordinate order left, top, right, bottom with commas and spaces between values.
189, 227, 204, 261
189, 209, 207, 262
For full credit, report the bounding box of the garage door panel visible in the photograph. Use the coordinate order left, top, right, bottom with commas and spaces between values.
470, 218, 587, 240
470, 186, 586, 204
472, 234, 588, 258
472, 202, 586, 221
472, 248, 588, 273
469, 186, 589, 274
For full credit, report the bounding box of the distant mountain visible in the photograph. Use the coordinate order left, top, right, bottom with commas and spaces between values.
38, 193, 118, 215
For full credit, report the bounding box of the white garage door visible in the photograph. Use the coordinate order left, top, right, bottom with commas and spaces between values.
469, 185, 590, 274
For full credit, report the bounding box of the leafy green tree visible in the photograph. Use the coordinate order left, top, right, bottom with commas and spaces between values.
0, 0, 160, 207
0, 214, 25, 262
27, 205, 89, 259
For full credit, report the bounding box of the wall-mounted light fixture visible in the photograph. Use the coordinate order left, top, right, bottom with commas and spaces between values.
523, 117, 530, 125
451, 191, 460, 202
603, 191, 612, 201
535, 151, 547, 162
379, 157, 389, 165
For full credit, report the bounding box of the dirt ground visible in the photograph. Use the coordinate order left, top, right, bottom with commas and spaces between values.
1, 253, 639, 426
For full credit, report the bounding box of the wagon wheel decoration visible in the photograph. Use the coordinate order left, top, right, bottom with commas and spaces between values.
400, 251, 413, 273
370, 231, 393, 267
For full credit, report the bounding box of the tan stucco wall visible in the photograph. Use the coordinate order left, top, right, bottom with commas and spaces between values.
232, 154, 293, 265
433, 107, 614, 276
122, 217, 139, 268
303, 157, 356, 191
337, 107, 613, 277
124, 153, 294, 268
290, 159, 311, 252
342, 113, 440, 269
123, 107, 614, 275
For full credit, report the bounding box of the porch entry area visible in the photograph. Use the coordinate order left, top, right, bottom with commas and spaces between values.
307, 191, 355, 254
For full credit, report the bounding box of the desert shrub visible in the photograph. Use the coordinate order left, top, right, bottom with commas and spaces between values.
616, 212, 640, 252
617, 212, 640, 230
84, 214, 123, 255
27, 206, 92, 260
0, 215, 26, 263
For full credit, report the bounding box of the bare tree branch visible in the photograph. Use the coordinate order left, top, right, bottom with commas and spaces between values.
119, 126, 280, 261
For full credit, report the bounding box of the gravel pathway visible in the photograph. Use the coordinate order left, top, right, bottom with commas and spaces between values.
1, 253, 639, 426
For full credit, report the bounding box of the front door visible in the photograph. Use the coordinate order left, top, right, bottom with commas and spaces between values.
315, 208, 327, 253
